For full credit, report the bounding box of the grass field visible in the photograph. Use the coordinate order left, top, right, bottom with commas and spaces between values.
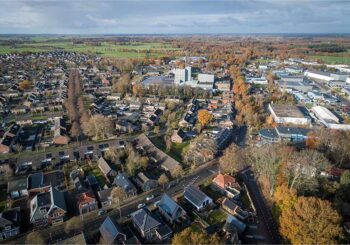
206, 209, 227, 225
87, 167, 107, 187
310, 55, 350, 65
0, 41, 182, 58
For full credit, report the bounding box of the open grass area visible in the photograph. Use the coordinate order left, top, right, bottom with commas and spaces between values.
206, 209, 227, 225
149, 136, 189, 162
87, 167, 107, 187
0, 41, 182, 58
310, 55, 350, 65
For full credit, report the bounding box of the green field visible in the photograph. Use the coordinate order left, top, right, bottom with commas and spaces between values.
310, 55, 350, 65
0, 41, 182, 58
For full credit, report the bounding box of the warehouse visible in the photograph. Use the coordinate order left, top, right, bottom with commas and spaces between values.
311, 106, 339, 124
269, 104, 311, 125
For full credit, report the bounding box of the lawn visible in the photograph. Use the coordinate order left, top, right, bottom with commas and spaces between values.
206, 209, 227, 225
310, 55, 350, 65
87, 167, 107, 187
149, 136, 189, 163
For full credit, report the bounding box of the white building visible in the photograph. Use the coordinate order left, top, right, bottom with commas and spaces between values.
305, 70, 349, 82
198, 73, 214, 84
174, 66, 192, 84
311, 106, 339, 124
269, 104, 310, 125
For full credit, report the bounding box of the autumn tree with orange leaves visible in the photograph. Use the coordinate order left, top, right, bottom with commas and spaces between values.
197, 109, 212, 127
279, 196, 344, 244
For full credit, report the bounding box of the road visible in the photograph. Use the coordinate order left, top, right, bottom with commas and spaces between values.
239, 168, 281, 244
7, 162, 219, 244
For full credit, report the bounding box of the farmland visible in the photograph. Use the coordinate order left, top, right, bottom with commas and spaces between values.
0, 40, 182, 58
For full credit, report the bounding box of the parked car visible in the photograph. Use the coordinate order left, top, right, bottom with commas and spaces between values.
137, 203, 146, 209
146, 195, 154, 201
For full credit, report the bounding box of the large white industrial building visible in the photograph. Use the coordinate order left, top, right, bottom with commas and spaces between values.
174, 66, 215, 90
268, 104, 311, 125
311, 106, 339, 123
305, 70, 349, 82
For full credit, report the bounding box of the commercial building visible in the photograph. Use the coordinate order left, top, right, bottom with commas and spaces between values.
268, 104, 310, 125
305, 70, 349, 83
259, 126, 312, 143
311, 106, 339, 123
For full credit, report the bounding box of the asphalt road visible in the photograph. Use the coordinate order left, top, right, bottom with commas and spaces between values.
239, 168, 282, 244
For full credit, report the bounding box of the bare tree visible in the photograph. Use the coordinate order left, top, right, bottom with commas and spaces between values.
111, 186, 126, 218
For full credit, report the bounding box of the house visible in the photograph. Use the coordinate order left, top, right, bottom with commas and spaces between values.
131, 208, 161, 240
212, 174, 241, 199
99, 216, 126, 244
98, 157, 117, 181
171, 129, 187, 143
184, 185, 213, 211
77, 191, 98, 215
226, 214, 246, 234
27, 172, 50, 194
0, 208, 20, 241
135, 172, 158, 192
97, 188, 113, 208
52, 117, 69, 145
0, 124, 21, 154
113, 173, 137, 196
30, 187, 67, 228
222, 198, 249, 221
157, 194, 186, 224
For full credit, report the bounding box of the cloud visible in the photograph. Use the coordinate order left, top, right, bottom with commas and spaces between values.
0, 0, 348, 34
86, 15, 120, 27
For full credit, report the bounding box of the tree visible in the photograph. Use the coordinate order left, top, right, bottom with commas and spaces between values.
82, 115, 114, 140
111, 186, 126, 218
273, 184, 297, 219
19, 80, 31, 90
139, 156, 149, 170
171, 165, 184, 182
70, 121, 82, 140
340, 170, 350, 187
158, 173, 169, 189
219, 143, 246, 174
279, 196, 343, 244
197, 109, 212, 127
172, 227, 222, 245
285, 149, 330, 193
305, 131, 318, 149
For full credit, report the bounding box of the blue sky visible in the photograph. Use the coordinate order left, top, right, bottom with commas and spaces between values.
0, 0, 349, 34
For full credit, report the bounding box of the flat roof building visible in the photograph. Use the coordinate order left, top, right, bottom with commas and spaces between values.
269, 104, 310, 125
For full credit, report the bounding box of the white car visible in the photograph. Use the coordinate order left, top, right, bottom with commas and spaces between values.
137, 203, 146, 209
146, 195, 154, 201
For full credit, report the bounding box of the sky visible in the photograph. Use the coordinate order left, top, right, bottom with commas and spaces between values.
0, 0, 349, 34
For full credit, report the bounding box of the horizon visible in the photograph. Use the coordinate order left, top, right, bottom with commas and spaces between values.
0, 0, 349, 35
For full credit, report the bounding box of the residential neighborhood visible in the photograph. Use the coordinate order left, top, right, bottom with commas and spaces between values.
0, 1, 350, 244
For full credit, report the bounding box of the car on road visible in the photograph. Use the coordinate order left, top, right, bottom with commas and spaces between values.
98, 209, 106, 216
137, 203, 146, 209
146, 195, 154, 201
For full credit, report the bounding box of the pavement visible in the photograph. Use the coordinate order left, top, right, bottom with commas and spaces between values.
239, 167, 282, 244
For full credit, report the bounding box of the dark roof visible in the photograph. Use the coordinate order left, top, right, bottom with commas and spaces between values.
113, 173, 136, 194
99, 216, 126, 244
259, 128, 279, 140
184, 185, 211, 207
155, 224, 172, 238
158, 194, 183, 218
131, 208, 160, 231
275, 126, 311, 136
27, 172, 45, 190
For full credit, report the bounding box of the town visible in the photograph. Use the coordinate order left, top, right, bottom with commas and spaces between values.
0, 34, 350, 245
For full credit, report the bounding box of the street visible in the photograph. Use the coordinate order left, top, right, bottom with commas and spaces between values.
239, 168, 282, 244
